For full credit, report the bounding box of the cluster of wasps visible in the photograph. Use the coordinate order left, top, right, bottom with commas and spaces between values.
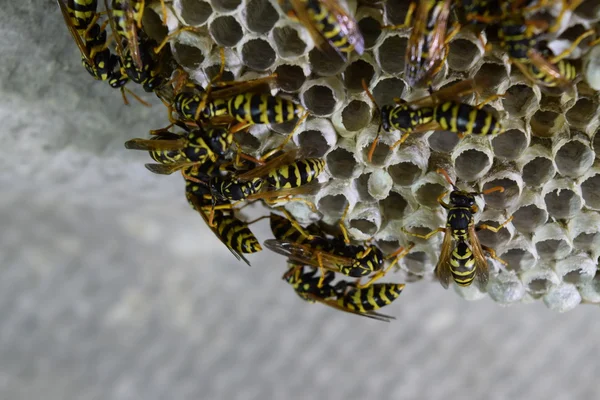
58, 0, 598, 321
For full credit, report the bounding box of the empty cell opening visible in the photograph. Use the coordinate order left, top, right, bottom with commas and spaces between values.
482, 178, 520, 209
358, 17, 382, 49
477, 220, 512, 249
593, 130, 600, 157
241, 39, 276, 70
544, 189, 582, 219
564, 269, 587, 285
388, 162, 421, 186
574, 0, 600, 18
204, 65, 234, 82
474, 63, 506, 93
349, 219, 377, 236
318, 194, 348, 219
234, 131, 261, 152
528, 278, 551, 295
454, 149, 492, 181
142, 6, 169, 42
180, 0, 213, 25
343, 60, 375, 92
403, 251, 430, 275
380, 191, 408, 220
173, 43, 205, 69
297, 130, 329, 158
308, 48, 346, 76
492, 129, 528, 160
385, 0, 414, 26
209, 16, 243, 47
522, 157, 554, 186
414, 183, 446, 208
377, 240, 401, 255
512, 204, 548, 233
356, 173, 374, 202
245, 0, 278, 33
535, 239, 570, 260
372, 78, 406, 107
302, 85, 336, 116
448, 39, 480, 71
555, 140, 595, 178
530, 110, 560, 137
428, 130, 460, 152
502, 84, 535, 116
326, 148, 357, 179
378, 36, 406, 74
341, 101, 371, 131
363, 141, 390, 166
566, 98, 598, 127
211, 0, 242, 12
274, 64, 306, 92
502, 249, 535, 272
272, 26, 307, 58
574, 232, 599, 252
581, 174, 600, 209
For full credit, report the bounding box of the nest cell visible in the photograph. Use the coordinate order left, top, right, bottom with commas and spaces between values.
413, 178, 447, 209
271, 25, 308, 59
530, 109, 565, 138
512, 204, 548, 234
173, 42, 206, 68
210, 0, 242, 13
243, 0, 279, 34
476, 215, 514, 250
325, 147, 358, 180
361, 138, 392, 167
358, 16, 383, 50
376, 34, 407, 75
308, 48, 347, 76
379, 190, 410, 221
593, 128, 600, 157
209, 15, 244, 47
487, 273, 526, 304
348, 204, 382, 239
502, 83, 539, 118
521, 268, 560, 297
584, 44, 600, 90
574, 0, 600, 21
388, 162, 423, 187
454, 148, 493, 182
340, 100, 372, 132
372, 77, 407, 106
482, 177, 522, 210
522, 156, 556, 187
578, 272, 600, 304
383, 0, 413, 26
533, 223, 573, 261
492, 128, 529, 160
356, 173, 374, 202
367, 169, 393, 200
317, 193, 349, 221
543, 283, 582, 312
178, 0, 213, 26
473, 62, 509, 97
565, 97, 600, 133
556, 253, 597, 286
401, 249, 434, 277
343, 59, 376, 93
569, 211, 600, 258
501, 247, 537, 272
274, 64, 307, 93
543, 184, 583, 220
142, 5, 169, 42
581, 172, 600, 210
447, 34, 483, 72
553, 137, 595, 178
297, 130, 330, 158
239, 38, 276, 70
428, 130, 460, 153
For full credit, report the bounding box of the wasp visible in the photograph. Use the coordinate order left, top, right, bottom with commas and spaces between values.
265, 209, 414, 288
57, 0, 148, 105
124, 122, 233, 175
283, 264, 404, 322
403, 169, 513, 289
362, 79, 503, 161
185, 164, 262, 266
279, 0, 364, 61
104, 0, 146, 70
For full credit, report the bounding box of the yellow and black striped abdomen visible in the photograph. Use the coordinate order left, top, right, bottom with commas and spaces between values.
530, 59, 577, 87
339, 283, 404, 313
265, 158, 325, 189
435, 101, 502, 136
214, 211, 262, 254
304, 0, 353, 53
449, 241, 477, 286
148, 134, 187, 164
67, 0, 97, 32
227, 93, 304, 125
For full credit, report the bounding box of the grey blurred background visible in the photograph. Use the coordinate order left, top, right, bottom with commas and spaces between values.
1, 1, 599, 399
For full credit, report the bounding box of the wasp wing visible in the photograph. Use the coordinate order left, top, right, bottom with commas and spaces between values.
302, 293, 395, 322
434, 227, 454, 289
124, 137, 186, 151
235, 150, 299, 181
57, 0, 94, 65
468, 224, 490, 290
263, 240, 355, 271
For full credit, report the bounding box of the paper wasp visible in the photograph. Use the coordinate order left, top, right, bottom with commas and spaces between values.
403, 169, 513, 289
283, 264, 404, 322
279, 0, 365, 61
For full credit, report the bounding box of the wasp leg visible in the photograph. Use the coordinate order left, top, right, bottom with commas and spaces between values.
154, 26, 202, 53
549, 29, 594, 63
389, 132, 411, 151
281, 209, 317, 241
480, 185, 505, 195
357, 243, 415, 288
480, 244, 508, 265
339, 203, 352, 244
402, 227, 445, 240
476, 215, 514, 233
258, 112, 309, 161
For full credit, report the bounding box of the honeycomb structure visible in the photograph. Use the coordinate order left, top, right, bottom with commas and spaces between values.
141, 0, 600, 311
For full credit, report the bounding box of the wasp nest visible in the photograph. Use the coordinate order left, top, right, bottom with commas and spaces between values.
141, 0, 600, 312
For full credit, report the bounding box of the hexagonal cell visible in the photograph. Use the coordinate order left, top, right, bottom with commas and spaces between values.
244, 0, 279, 34
343, 59, 375, 93
528, 278, 553, 295
544, 188, 583, 219
473, 63, 508, 97
377, 35, 406, 75
274, 64, 306, 92
372, 77, 406, 106
487, 274, 525, 304
593, 129, 600, 157
535, 238, 572, 261
477, 219, 513, 249
522, 157, 555, 187
512, 204, 548, 234
554, 139, 595, 178
557, 254, 597, 286
308, 47, 346, 76
428, 130, 460, 152
530, 109, 564, 138
240, 38, 276, 70
179, 0, 213, 26
297, 130, 329, 158
574, 0, 600, 20
492, 129, 528, 160
339, 100, 371, 133
380, 191, 409, 220
211, 0, 242, 13
401, 250, 432, 276
208, 15, 244, 47
302, 85, 336, 116
388, 162, 422, 187
581, 173, 600, 210
384, 0, 413, 25
203, 65, 235, 82
501, 248, 536, 272
454, 149, 493, 182
272, 26, 307, 59
502, 84, 537, 117
543, 284, 582, 312
325, 147, 357, 179
482, 178, 521, 209
356, 173, 374, 202
566, 98, 599, 132
573, 231, 600, 253
349, 217, 378, 237
141, 6, 169, 42
358, 16, 382, 49
317, 194, 348, 220
368, 170, 393, 200
361, 140, 390, 167
173, 43, 205, 69
414, 182, 447, 209
448, 38, 481, 72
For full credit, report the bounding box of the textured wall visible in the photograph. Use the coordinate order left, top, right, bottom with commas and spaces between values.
1, 1, 600, 400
